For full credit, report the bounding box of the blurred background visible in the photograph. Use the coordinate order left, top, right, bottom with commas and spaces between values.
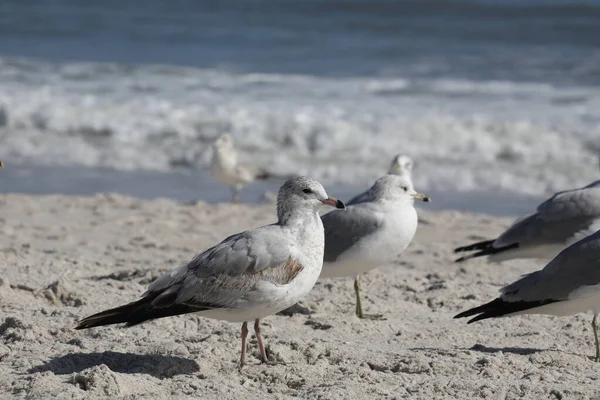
0, 0, 598, 214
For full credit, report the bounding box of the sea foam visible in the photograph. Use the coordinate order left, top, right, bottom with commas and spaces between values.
0, 57, 598, 197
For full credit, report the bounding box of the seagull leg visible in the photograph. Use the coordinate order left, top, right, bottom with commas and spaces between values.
239, 321, 249, 368
593, 314, 600, 362
354, 275, 385, 320
354, 276, 363, 317
254, 319, 269, 363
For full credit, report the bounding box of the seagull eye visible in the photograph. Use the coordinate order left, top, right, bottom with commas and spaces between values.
303, 188, 313, 194
402, 186, 408, 192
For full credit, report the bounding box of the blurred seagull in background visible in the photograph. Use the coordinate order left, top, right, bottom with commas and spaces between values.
210, 133, 291, 203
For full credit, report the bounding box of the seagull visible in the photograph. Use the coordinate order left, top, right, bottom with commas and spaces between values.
320, 174, 430, 319
454, 179, 600, 263
75, 176, 345, 367
347, 154, 414, 205
455, 228, 600, 361
210, 133, 286, 203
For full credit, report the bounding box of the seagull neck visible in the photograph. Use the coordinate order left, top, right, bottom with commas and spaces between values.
278, 208, 319, 227
367, 194, 394, 204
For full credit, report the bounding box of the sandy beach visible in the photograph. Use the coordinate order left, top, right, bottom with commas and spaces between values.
1, 193, 599, 399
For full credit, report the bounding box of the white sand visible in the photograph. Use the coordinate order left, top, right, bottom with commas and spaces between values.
1, 193, 599, 399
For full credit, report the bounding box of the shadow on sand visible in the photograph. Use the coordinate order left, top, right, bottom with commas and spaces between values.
28, 351, 200, 378
410, 345, 544, 356
468, 344, 543, 356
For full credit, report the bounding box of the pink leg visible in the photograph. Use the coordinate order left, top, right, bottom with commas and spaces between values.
254, 319, 268, 363
239, 321, 249, 367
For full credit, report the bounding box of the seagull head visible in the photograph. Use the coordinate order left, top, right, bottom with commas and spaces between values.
277, 176, 344, 222
388, 154, 414, 176
369, 174, 430, 204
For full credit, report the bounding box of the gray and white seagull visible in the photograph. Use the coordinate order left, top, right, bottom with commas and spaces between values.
320, 174, 430, 319
454, 179, 600, 263
76, 176, 345, 366
455, 228, 600, 361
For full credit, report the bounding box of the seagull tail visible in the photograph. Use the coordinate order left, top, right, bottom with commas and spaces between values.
75, 297, 205, 329
454, 297, 559, 323
453, 240, 519, 263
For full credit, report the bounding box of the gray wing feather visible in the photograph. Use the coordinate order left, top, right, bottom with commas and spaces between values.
501, 230, 600, 301
536, 185, 600, 221
322, 205, 382, 262
145, 226, 291, 308
494, 185, 600, 248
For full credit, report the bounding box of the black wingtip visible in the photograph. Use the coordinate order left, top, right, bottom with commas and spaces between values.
454, 311, 470, 319
74, 321, 101, 330
452, 241, 520, 263
453, 298, 501, 320
454, 239, 495, 253
74, 303, 137, 330
75, 296, 209, 330
336, 199, 346, 209
454, 297, 560, 323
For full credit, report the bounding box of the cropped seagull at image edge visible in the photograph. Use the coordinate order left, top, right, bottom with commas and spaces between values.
455, 229, 600, 361
454, 179, 600, 263
75, 176, 345, 367
321, 174, 430, 319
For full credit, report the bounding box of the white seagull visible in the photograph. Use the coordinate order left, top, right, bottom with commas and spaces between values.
454, 179, 600, 263
320, 174, 430, 319
210, 133, 284, 203
76, 176, 345, 366
455, 228, 600, 361
346, 154, 414, 206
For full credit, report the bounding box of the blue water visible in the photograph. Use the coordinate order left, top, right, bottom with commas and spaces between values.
1, 0, 599, 83
0, 0, 598, 210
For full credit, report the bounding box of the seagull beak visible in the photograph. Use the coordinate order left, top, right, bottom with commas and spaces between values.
412, 192, 431, 202
322, 197, 345, 209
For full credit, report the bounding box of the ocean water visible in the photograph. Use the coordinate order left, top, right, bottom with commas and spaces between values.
0, 0, 599, 207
